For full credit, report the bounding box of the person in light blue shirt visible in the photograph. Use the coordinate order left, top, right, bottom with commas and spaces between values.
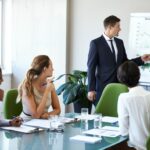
0, 117, 22, 127
0, 66, 22, 127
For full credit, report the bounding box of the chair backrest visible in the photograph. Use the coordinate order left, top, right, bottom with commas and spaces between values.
146, 136, 150, 150
95, 83, 128, 117
3, 89, 22, 119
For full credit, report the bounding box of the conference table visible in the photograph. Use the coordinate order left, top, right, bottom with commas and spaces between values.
0, 114, 127, 150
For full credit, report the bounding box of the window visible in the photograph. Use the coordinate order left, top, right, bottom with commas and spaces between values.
0, 0, 12, 72
0, 0, 2, 66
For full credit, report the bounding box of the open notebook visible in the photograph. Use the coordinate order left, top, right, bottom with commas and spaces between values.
83, 126, 120, 137
0, 125, 43, 133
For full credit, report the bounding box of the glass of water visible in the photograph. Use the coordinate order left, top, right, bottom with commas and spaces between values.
49, 115, 58, 130
81, 108, 88, 119
94, 113, 102, 129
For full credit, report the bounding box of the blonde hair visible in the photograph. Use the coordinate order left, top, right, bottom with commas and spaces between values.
18, 55, 50, 97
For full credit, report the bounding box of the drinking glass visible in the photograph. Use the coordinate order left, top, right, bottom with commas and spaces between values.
49, 115, 58, 130
81, 108, 88, 119
94, 113, 102, 129
81, 119, 88, 132
57, 116, 65, 132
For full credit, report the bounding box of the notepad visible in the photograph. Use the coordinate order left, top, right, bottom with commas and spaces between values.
70, 135, 101, 143
23, 119, 50, 129
0, 125, 43, 133
83, 126, 120, 137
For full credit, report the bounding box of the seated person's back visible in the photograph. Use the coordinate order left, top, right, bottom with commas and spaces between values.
117, 61, 150, 150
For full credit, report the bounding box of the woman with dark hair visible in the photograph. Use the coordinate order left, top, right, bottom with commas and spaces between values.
18, 55, 61, 119
117, 61, 150, 150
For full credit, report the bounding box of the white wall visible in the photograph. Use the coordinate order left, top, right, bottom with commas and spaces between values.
67, 0, 150, 72
2, 0, 150, 113
11, 0, 67, 114
0, 74, 11, 92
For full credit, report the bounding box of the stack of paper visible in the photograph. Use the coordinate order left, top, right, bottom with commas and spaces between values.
70, 135, 101, 143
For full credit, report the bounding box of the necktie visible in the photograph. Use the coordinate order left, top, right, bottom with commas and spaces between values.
109, 40, 116, 61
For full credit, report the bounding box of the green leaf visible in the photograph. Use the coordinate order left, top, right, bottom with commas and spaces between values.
63, 92, 75, 104
56, 82, 71, 95
62, 83, 78, 104
55, 70, 88, 105
55, 74, 72, 81
62, 84, 74, 100
68, 75, 78, 83
73, 70, 87, 78
72, 84, 81, 98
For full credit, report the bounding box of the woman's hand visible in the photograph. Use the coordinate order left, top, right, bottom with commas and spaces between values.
141, 54, 150, 62
40, 112, 49, 119
46, 77, 55, 92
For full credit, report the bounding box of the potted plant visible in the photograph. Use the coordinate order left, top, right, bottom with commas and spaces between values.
56, 70, 91, 113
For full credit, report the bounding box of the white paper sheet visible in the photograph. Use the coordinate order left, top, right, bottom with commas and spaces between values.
23, 119, 50, 129
102, 126, 119, 132
102, 116, 118, 123
75, 115, 97, 120
70, 135, 101, 143
59, 117, 76, 123
23, 119, 64, 129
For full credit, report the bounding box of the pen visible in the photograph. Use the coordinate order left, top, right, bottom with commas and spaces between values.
13, 116, 24, 122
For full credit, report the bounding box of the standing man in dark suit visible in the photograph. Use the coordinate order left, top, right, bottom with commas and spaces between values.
87, 15, 150, 106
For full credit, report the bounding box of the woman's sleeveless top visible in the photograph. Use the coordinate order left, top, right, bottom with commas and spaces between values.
20, 88, 52, 119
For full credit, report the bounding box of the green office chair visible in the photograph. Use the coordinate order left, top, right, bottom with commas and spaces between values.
3, 89, 22, 119
146, 136, 150, 150
95, 83, 128, 117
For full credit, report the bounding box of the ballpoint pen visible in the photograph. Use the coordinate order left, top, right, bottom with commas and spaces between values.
12, 116, 24, 123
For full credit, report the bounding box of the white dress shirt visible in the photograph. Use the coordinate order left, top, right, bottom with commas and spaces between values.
103, 33, 118, 61
118, 86, 150, 150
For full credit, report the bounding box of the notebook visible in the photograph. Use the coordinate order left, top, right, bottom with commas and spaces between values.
0, 125, 43, 133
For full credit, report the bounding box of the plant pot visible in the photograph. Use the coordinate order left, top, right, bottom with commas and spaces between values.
73, 99, 92, 114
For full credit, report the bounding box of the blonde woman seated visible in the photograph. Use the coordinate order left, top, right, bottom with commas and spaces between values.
19, 55, 61, 119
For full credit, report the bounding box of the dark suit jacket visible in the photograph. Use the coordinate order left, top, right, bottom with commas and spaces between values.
87, 35, 144, 105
